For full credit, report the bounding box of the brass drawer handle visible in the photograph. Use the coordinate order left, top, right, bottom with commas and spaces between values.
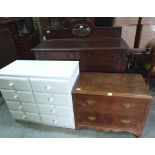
86, 100, 96, 106
88, 116, 96, 121
124, 103, 135, 109
121, 119, 131, 124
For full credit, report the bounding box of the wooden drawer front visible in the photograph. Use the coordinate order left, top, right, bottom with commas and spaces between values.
40, 114, 75, 128
79, 50, 122, 60
30, 78, 69, 94
0, 77, 31, 91
17, 91, 35, 103
22, 103, 38, 113
34, 92, 72, 106
6, 101, 22, 111
74, 94, 147, 115
79, 59, 125, 72
10, 110, 26, 121
1, 90, 19, 101
42, 52, 77, 60
25, 112, 41, 123
77, 110, 142, 130
38, 104, 73, 117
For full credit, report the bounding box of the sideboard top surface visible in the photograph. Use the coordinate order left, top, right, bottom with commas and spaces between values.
31, 38, 128, 51
72, 72, 152, 99
0, 60, 79, 79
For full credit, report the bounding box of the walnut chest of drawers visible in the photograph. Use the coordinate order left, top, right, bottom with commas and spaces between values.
0, 60, 79, 129
72, 72, 152, 137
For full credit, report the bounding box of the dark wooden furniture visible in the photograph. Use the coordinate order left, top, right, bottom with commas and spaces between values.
0, 29, 18, 68
14, 32, 40, 60
0, 18, 40, 60
32, 26, 128, 72
72, 72, 152, 137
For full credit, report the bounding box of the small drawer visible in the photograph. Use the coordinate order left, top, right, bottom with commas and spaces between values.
22, 103, 38, 113
30, 78, 69, 94
40, 114, 75, 129
34, 92, 72, 106
0, 77, 31, 91
74, 94, 147, 115
10, 110, 26, 120
1, 90, 19, 101
25, 112, 41, 123
6, 101, 22, 111
38, 104, 73, 117
17, 91, 35, 103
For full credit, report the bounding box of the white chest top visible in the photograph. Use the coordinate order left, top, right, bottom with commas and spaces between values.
0, 60, 79, 79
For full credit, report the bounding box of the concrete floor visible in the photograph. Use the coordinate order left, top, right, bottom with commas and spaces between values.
0, 90, 155, 138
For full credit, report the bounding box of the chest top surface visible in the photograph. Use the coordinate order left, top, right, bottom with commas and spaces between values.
72, 72, 152, 99
0, 60, 79, 79
31, 38, 128, 51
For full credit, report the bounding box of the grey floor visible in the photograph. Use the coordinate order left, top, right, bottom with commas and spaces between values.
0, 87, 155, 138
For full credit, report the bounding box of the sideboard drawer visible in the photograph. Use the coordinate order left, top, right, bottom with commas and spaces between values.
40, 114, 75, 128
79, 50, 122, 60
0, 77, 31, 91
34, 92, 72, 106
74, 94, 147, 115
38, 104, 73, 117
30, 78, 69, 94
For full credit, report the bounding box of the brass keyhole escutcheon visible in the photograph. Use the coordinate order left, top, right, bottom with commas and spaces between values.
121, 119, 131, 124
86, 100, 96, 106
124, 103, 135, 109
88, 116, 96, 121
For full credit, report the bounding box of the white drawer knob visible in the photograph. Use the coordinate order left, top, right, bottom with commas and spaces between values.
22, 115, 26, 120
9, 82, 13, 86
13, 95, 18, 99
45, 85, 51, 90
18, 106, 22, 110
48, 98, 54, 102
50, 109, 55, 114
53, 119, 57, 123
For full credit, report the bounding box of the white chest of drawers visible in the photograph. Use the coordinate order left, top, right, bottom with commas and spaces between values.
0, 60, 79, 129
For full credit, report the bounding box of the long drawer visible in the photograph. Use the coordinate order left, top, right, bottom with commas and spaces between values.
73, 94, 147, 115
77, 109, 143, 131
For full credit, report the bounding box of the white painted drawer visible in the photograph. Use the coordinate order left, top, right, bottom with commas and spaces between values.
17, 91, 35, 103
22, 103, 38, 113
30, 78, 70, 94
0, 77, 31, 91
6, 101, 22, 111
34, 92, 72, 106
1, 90, 19, 101
10, 110, 26, 120
40, 114, 75, 128
38, 104, 73, 117
25, 112, 41, 123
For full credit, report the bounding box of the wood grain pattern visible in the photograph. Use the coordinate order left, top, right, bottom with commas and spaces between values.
32, 38, 128, 72
72, 72, 152, 137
